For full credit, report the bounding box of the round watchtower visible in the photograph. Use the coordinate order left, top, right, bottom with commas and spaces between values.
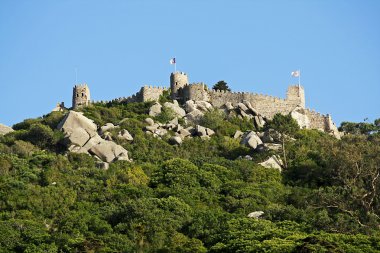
72, 84, 91, 109
170, 72, 189, 99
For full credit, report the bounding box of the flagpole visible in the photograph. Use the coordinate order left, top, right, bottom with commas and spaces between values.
175, 56, 176, 72
298, 69, 301, 96
75, 68, 78, 84
298, 69, 301, 87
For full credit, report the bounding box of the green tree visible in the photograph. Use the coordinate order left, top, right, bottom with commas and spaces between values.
11, 140, 39, 157
266, 113, 299, 168
19, 123, 63, 149
374, 118, 380, 127
200, 109, 239, 136
0, 155, 12, 175
155, 106, 176, 123
339, 121, 378, 135
212, 80, 230, 91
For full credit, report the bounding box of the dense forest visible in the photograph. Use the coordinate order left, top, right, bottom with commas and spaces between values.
0, 98, 379, 252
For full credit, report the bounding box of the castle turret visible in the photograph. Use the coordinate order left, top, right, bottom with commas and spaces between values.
183, 82, 210, 102
286, 85, 305, 108
170, 72, 189, 99
72, 84, 91, 109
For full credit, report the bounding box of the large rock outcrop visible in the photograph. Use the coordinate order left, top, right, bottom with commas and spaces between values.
222, 101, 265, 127
58, 111, 130, 163
163, 101, 186, 118
89, 141, 129, 163
99, 123, 118, 135
0, 124, 14, 135
185, 109, 204, 123
57, 111, 98, 147
260, 129, 282, 143
241, 131, 263, 150
195, 125, 215, 138
184, 100, 213, 113
149, 102, 162, 117
183, 100, 214, 124
118, 129, 133, 141
259, 155, 283, 171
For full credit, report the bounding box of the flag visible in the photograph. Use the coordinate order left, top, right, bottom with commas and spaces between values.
291, 70, 300, 77
170, 58, 176, 64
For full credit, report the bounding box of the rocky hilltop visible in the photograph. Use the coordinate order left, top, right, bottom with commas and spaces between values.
68, 71, 341, 138
57, 100, 285, 170
0, 94, 379, 252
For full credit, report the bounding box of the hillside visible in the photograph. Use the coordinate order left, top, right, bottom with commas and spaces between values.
0, 98, 379, 253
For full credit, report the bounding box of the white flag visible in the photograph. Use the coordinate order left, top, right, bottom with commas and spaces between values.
291, 70, 300, 77
170, 58, 176, 64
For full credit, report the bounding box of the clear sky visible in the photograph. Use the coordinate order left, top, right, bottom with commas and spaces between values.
1, 0, 379, 126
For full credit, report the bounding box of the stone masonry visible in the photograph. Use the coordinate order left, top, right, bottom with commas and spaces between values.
72, 71, 339, 135
72, 84, 91, 109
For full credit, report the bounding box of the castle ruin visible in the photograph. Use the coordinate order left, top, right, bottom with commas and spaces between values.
72, 71, 339, 136
72, 84, 91, 109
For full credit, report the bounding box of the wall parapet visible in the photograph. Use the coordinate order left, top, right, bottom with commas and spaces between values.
72, 71, 337, 136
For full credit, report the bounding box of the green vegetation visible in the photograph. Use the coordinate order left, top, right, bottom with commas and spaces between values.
212, 81, 231, 92
265, 114, 300, 168
339, 120, 380, 135
0, 102, 379, 252
158, 89, 172, 104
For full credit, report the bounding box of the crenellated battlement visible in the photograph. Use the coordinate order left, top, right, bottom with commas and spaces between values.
188, 82, 206, 86
181, 82, 209, 101
302, 107, 336, 133
70, 69, 337, 136
304, 108, 326, 118
208, 89, 287, 102
142, 85, 167, 91
73, 84, 88, 88
138, 85, 169, 102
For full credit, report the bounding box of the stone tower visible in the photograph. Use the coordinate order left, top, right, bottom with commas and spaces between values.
72, 84, 91, 109
170, 72, 189, 99
286, 85, 305, 108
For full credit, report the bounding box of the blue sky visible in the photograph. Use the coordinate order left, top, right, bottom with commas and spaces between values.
0, 0, 379, 126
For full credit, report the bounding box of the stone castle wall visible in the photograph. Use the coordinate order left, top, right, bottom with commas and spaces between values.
201, 85, 305, 119
304, 109, 328, 131
72, 71, 338, 136
86, 84, 304, 121
89, 83, 306, 122
139, 86, 168, 102
91, 85, 168, 104
303, 109, 339, 135
182, 83, 209, 102
91, 94, 138, 104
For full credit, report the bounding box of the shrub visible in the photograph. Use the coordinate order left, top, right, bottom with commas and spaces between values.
68, 152, 96, 169
11, 140, 39, 157
200, 110, 239, 136
20, 123, 56, 148
13, 118, 41, 130
155, 106, 176, 123
42, 111, 65, 129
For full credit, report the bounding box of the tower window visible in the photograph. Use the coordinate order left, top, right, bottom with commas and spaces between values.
82, 93, 84, 97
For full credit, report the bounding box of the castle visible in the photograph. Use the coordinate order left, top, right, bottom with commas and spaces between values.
71, 71, 339, 136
